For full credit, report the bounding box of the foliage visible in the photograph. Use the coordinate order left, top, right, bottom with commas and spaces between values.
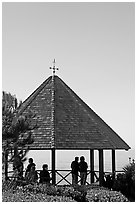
2, 180, 129, 202
123, 161, 135, 184
2, 181, 75, 202
2, 91, 37, 143
2, 91, 38, 177
86, 188, 128, 202
112, 161, 135, 201
3, 91, 21, 140
2, 187, 75, 202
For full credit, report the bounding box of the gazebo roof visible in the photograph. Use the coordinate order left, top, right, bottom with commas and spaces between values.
19, 75, 130, 150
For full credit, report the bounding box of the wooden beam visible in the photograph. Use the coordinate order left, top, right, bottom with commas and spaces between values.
4, 149, 8, 180
90, 149, 94, 183
112, 149, 115, 179
99, 149, 104, 186
51, 149, 56, 185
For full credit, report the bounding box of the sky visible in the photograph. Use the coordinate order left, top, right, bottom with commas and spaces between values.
2, 2, 135, 153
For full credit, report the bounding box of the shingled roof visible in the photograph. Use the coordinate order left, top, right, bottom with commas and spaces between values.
19, 75, 130, 150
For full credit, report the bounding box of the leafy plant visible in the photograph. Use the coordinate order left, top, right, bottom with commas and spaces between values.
86, 188, 128, 202
2, 91, 38, 180
2, 180, 129, 202
112, 161, 135, 201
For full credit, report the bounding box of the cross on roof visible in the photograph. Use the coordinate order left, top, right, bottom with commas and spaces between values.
50, 59, 59, 76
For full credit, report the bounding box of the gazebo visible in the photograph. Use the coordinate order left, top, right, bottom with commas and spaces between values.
18, 73, 130, 186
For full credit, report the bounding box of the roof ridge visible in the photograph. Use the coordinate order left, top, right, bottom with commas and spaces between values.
50, 76, 55, 148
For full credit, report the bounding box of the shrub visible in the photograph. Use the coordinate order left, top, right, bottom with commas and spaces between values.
112, 162, 135, 201
56, 185, 87, 201
2, 181, 75, 202
2, 180, 129, 202
87, 188, 128, 202
2, 179, 18, 192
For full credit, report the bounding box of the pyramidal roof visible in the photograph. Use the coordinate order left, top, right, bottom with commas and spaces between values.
19, 75, 130, 150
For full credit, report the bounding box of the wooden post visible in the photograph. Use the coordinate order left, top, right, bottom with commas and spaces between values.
4, 149, 8, 180
51, 148, 56, 185
99, 149, 104, 186
112, 149, 115, 179
90, 149, 94, 183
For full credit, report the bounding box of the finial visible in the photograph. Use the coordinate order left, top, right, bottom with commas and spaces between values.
49, 59, 59, 76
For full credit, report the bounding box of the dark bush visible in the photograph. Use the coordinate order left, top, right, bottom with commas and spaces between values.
112, 162, 135, 201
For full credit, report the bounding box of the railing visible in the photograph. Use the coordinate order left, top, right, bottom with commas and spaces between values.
6, 169, 124, 186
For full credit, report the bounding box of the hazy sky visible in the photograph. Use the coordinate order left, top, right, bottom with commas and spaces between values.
2, 2, 135, 150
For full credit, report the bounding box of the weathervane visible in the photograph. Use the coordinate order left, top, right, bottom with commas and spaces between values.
50, 59, 59, 76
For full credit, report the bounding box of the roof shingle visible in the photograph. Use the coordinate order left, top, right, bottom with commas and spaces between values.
18, 75, 130, 150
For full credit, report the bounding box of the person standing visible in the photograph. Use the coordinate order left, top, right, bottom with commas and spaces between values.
25, 158, 36, 177
79, 156, 88, 185
71, 157, 79, 185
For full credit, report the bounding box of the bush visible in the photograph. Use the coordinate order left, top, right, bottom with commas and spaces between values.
112, 162, 135, 201
2, 179, 18, 192
2, 180, 129, 202
87, 188, 128, 202
55, 185, 87, 201
2, 181, 75, 202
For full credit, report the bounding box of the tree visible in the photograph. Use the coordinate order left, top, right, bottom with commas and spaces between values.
2, 91, 38, 180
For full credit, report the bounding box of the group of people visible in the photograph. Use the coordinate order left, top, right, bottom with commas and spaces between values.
13, 157, 51, 184
13, 155, 88, 186
71, 156, 88, 185
25, 158, 51, 184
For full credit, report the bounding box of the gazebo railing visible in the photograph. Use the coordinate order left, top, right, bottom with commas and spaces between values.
55, 170, 72, 185
6, 169, 124, 185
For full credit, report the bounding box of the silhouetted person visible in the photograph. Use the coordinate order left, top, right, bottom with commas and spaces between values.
79, 156, 88, 185
26, 165, 38, 183
105, 174, 113, 189
71, 157, 79, 185
25, 158, 36, 177
39, 164, 51, 184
